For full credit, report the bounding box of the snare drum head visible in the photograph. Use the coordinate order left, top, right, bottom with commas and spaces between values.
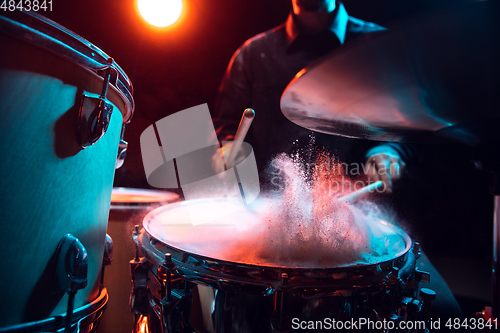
143, 198, 411, 269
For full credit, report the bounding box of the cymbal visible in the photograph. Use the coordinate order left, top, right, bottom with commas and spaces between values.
280, 1, 500, 144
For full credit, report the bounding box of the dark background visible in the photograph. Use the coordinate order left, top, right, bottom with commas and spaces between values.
42, 0, 492, 318
43, 0, 462, 190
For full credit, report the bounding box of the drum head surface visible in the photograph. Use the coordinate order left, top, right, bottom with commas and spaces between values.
143, 198, 410, 269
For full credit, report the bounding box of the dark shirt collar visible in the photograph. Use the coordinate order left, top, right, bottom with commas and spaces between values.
285, 2, 349, 47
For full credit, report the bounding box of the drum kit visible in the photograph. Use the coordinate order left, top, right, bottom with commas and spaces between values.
0, 1, 499, 332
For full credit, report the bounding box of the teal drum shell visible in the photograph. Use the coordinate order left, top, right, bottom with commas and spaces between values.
0, 10, 134, 330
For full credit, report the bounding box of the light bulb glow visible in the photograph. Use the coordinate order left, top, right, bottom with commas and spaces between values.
138, 0, 183, 28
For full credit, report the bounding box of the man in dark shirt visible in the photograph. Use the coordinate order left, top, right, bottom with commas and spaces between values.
212, 0, 464, 321
213, 0, 407, 193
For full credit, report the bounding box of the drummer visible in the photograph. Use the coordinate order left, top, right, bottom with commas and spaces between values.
212, 0, 407, 194
212, 0, 464, 320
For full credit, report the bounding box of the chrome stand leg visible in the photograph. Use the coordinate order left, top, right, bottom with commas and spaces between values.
493, 196, 500, 318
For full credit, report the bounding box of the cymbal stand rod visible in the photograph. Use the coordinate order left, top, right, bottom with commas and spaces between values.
493, 195, 500, 318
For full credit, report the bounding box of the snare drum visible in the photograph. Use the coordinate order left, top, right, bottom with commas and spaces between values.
132, 199, 431, 332
97, 188, 179, 333
0, 10, 134, 331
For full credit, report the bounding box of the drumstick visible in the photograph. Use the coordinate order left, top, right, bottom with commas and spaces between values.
225, 108, 255, 169
337, 180, 384, 203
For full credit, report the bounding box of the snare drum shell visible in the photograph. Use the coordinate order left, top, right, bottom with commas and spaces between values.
0, 31, 124, 327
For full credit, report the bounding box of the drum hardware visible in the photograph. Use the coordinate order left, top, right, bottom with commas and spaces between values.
130, 225, 157, 322
130, 200, 437, 333
100, 234, 113, 285
130, 248, 194, 333
271, 273, 290, 333
97, 190, 178, 333
420, 288, 437, 321
78, 58, 115, 149
51, 234, 89, 333
116, 126, 128, 169
159, 277, 193, 333
130, 231, 195, 333
0, 287, 108, 333
0, 9, 134, 169
129, 259, 150, 316
0, 235, 109, 333
0, 10, 135, 120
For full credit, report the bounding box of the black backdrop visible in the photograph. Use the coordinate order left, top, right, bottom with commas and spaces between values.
41, 0, 460, 189
40, 0, 493, 316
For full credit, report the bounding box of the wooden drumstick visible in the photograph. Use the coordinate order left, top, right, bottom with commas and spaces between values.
225, 108, 255, 169
338, 181, 384, 203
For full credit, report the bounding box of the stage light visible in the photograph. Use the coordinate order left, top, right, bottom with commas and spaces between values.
138, 0, 183, 28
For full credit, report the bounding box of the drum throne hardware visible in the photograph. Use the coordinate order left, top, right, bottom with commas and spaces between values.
0, 8, 134, 333
129, 200, 436, 333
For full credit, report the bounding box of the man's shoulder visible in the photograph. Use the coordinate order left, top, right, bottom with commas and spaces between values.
240, 23, 287, 51
346, 16, 386, 34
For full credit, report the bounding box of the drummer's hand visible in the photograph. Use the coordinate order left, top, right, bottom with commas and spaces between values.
364, 152, 406, 194
211, 142, 246, 174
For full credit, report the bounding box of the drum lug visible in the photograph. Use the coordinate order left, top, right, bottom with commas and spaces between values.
77, 58, 115, 148
51, 233, 89, 293
129, 257, 149, 316
399, 296, 422, 321
420, 288, 437, 322
156, 252, 192, 333
412, 242, 422, 260
100, 234, 113, 284
415, 269, 431, 283
130, 259, 149, 290
130, 227, 150, 315
116, 125, 128, 169
102, 234, 113, 267
271, 273, 291, 332
160, 288, 193, 333
51, 233, 89, 333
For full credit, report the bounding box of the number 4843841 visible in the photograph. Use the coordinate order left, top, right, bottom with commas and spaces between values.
445, 317, 498, 330
1, 0, 53, 11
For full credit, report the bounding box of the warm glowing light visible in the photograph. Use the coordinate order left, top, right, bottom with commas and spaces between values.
135, 314, 149, 333
138, 0, 182, 28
